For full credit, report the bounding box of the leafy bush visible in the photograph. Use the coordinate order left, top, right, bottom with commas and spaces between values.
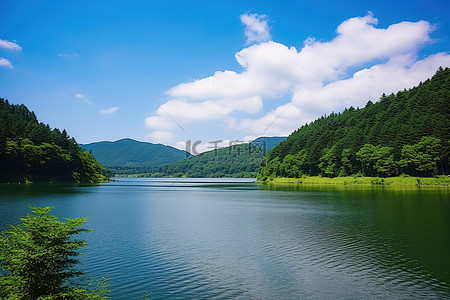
0, 207, 109, 299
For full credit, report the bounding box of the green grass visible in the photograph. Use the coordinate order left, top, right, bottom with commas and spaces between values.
262, 175, 450, 187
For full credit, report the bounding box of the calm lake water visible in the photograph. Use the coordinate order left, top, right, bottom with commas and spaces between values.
0, 178, 449, 299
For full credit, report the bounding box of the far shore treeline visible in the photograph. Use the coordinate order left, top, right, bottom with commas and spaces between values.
143, 137, 286, 178
0, 98, 107, 183
258, 67, 450, 181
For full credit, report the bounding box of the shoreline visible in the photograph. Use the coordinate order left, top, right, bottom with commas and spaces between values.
260, 176, 450, 187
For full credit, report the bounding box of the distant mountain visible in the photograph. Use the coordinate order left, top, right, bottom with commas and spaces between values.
146, 136, 287, 178
80, 138, 190, 175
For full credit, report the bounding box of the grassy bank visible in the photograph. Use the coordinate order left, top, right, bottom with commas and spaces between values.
262, 175, 450, 187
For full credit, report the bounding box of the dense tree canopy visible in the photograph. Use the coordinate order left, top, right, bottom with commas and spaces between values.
0, 99, 107, 183
259, 67, 450, 180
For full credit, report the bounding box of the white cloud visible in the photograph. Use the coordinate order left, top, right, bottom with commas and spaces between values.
100, 107, 119, 114
0, 39, 22, 51
145, 115, 176, 130
146, 130, 173, 143
240, 13, 271, 44
75, 93, 94, 106
145, 96, 262, 132
145, 13, 450, 145
0, 57, 13, 68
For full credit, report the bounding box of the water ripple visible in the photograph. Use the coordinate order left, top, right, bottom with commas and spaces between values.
1, 179, 449, 299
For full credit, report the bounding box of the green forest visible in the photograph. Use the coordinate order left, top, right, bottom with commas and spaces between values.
0, 99, 107, 183
258, 67, 450, 181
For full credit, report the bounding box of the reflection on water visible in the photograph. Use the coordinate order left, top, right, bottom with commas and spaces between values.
0, 178, 449, 299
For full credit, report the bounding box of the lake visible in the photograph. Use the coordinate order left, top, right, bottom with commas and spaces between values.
0, 178, 449, 299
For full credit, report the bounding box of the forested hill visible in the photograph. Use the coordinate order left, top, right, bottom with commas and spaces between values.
259, 67, 450, 180
0, 99, 107, 183
146, 136, 286, 178
80, 138, 190, 175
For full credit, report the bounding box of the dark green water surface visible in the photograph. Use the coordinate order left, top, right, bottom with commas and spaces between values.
0, 178, 449, 299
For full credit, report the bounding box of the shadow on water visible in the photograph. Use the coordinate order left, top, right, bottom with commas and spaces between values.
0, 183, 102, 228
261, 182, 450, 289
0, 182, 103, 196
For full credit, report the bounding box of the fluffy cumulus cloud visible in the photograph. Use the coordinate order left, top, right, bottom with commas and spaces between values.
240, 13, 271, 44
0, 57, 13, 69
145, 96, 262, 131
145, 13, 450, 145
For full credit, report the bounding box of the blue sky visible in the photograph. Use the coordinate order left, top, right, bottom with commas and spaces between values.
1, 0, 449, 152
